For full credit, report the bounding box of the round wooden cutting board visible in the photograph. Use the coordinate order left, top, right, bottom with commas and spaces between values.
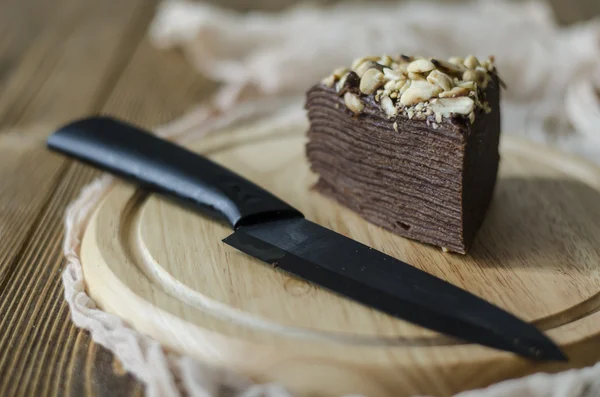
81, 116, 600, 397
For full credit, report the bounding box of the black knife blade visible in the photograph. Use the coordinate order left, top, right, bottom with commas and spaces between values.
224, 219, 566, 361
46, 116, 567, 361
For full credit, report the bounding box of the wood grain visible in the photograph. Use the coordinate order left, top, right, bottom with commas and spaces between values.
0, 0, 165, 395
0, 0, 144, 129
0, 162, 142, 397
0, 0, 221, 391
82, 118, 600, 397
0, 0, 598, 396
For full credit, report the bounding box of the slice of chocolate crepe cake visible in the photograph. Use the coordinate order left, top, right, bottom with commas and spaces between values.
305, 55, 502, 254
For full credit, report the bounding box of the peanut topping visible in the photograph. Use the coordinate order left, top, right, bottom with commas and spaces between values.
427, 70, 453, 91
463, 55, 480, 70
380, 96, 397, 118
344, 92, 364, 114
400, 82, 438, 106
360, 69, 385, 95
407, 59, 436, 73
322, 54, 498, 124
439, 86, 470, 98
355, 61, 378, 78
431, 97, 475, 117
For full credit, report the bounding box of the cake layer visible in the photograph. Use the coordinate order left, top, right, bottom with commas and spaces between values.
306, 87, 466, 251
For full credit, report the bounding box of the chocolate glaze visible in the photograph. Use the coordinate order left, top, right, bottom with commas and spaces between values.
305, 77, 501, 254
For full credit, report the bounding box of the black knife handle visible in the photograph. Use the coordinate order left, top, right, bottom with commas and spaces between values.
47, 116, 303, 229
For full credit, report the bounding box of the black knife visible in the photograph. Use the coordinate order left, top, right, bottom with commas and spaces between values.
47, 116, 567, 361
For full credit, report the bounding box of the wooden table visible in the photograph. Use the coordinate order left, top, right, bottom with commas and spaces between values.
0, 0, 598, 395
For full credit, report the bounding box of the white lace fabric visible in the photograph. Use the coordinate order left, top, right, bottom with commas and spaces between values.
62, 1, 600, 396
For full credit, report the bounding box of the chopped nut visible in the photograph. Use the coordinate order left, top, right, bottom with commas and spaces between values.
384, 80, 396, 91
379, 55, 393, 67
435, 113, 442, 123
351, 56, 378, 70
431, 97, 475, 117
355, 61, 378, 78
431, 122, 439, 129
407, 59, 436, 73
393, 121, 398, 132
396, 63, 409, 74
400, 82, 438, 106
475, 66, 490, 87
464, 55, 480, 69
473, 72, 488, 87
484, 56, 495, 71
432, 59, 466, 75
462, 69, 478, 82
322, 75, 335, 88
336, 71, 360, 92
335, 77, 346, 92
470, 87, 479, 102
351, 58, 365, 70
411, 80, 439, 89
344, 92, 364, 114
333, 67, 349, 78
399, 80, 412, 95
408, 72, 425, 81
439, 86, 470, 98
333, 53, 496, 123
360, 69, 385, 94
469, 111, 476, 124
383, 68, 403, 81
457, 81, 476, 90
381, 96, 397, 117
427, 70, 453, 91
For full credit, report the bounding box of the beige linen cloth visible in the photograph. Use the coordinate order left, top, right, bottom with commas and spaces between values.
62, 1, 600, 396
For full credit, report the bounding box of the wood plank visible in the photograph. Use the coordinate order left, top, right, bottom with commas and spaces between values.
0, 0, 54, 93
0, 0, 153, 130
0, 0, 155, 282
99, 37, 217, 129
0, 0, 162, 395
0, 2, 215, 396
0, 162, 144, 397
0, 128, 64, 286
